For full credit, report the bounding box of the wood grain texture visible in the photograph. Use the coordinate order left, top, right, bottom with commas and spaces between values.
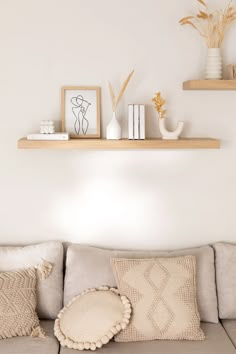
183, 80, 236, 90
17, 138, 221, 150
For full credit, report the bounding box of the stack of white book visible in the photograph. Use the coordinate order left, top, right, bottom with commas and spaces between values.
128, 104, 145, 140
27, 133, 69, 141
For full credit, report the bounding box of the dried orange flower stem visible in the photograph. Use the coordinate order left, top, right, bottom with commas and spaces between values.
152, 92, 167, 119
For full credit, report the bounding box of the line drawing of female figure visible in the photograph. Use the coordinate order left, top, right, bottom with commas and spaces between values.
71, 95, 91, 135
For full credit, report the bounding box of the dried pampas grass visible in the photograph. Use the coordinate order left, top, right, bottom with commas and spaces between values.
109, 70, 134, 112
180, 0, 236, 48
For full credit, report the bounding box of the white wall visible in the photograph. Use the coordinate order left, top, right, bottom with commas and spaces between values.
0, 0, 236, 250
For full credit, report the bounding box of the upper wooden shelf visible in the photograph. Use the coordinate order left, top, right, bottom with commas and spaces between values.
183, 80, 236, 90
18, 138, 220, 150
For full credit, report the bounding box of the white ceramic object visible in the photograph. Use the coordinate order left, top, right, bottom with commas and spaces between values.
40, 120, 55, 134
206, 48, 222, 80
159, 118, 184, 140
106, 112, 121, 140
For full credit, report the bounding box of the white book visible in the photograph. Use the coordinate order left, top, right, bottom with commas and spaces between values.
128, 104, 134, 140
134, 105, 140, 140
27, 133, 69, 141
139, 105, 145, 140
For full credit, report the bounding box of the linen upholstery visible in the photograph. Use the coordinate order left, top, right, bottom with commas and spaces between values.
64, 245, 218, 323
112, 256, 204, 342
213, 242, 236, 319
59, 323, 236, 354
0, 321, 59, 354
0, 267, 42, 339
222, 320, 236, 348
0, 241, 63, 319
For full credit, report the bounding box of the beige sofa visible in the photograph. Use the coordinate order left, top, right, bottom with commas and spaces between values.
0, 241, 236, 354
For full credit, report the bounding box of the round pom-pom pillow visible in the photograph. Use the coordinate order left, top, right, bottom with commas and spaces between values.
54, 287, 132, 351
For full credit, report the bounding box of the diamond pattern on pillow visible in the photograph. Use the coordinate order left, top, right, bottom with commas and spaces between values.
112, 256, 205, 342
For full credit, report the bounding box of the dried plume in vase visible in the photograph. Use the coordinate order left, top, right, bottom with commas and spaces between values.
108, 70, 134, 113
152, 92, 184, 140
179, 0, 236, 48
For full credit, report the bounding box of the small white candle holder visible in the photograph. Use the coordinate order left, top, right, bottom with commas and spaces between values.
40, 120, 55, 134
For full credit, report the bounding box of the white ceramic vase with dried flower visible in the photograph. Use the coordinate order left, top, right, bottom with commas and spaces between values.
106, 112, 121, 140
206, 48, 222, 80
159, 117, 184, 140
153, 92, 184, 140
107, 70, 134, 140
180, 0, 236, 80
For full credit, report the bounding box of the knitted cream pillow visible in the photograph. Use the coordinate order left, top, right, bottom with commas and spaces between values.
112, 256, 205, 342
54, 287, 132, 351
0, 260, 52, 339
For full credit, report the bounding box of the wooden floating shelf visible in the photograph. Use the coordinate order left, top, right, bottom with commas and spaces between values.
18, 138, 220, 150
183, 80, 236, 91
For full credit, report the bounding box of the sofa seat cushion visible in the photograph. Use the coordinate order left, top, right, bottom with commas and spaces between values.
64, 245, 218, 323
0, 321, 59, 354
59, 323, 236, 354
222, 320, 236, 348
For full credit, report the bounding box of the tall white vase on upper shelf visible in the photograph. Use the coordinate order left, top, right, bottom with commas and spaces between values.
106, 112, 121, 140
206, 48, 223, 80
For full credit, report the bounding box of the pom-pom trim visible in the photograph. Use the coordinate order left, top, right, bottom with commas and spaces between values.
54, 286, 132, 351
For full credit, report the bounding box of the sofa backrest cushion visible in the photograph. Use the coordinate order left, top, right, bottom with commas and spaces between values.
213, 242, 236, 319
64, 245, 218, 323
0, 241, 63, 320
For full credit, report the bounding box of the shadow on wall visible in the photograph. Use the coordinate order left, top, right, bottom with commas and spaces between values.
45, 149, 223, 250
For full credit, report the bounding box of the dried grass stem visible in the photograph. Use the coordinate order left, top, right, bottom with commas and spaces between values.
180, 0, 236, 48
108, 70, 134, 112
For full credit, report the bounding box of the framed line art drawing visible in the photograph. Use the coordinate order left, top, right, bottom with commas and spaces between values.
61, 86, 101, 138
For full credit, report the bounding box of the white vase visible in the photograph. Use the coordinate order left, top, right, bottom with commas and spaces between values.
206, 48, 223, 80
106, 112, 121, 140
159, 117, 184, 140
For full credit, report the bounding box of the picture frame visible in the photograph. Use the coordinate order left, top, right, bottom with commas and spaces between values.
61, 86, 101, 139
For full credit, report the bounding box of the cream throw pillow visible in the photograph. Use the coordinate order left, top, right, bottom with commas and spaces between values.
0, 268, 45, 339
112, 256, 205, 342
54, 287, 132, 351
0, 241, 63, 320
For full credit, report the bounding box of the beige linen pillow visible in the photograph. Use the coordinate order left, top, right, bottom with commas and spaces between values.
112, 256, 205, 342
0, 268, 45, 339
54, 287, 132, 351
0, 241, 63, 320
